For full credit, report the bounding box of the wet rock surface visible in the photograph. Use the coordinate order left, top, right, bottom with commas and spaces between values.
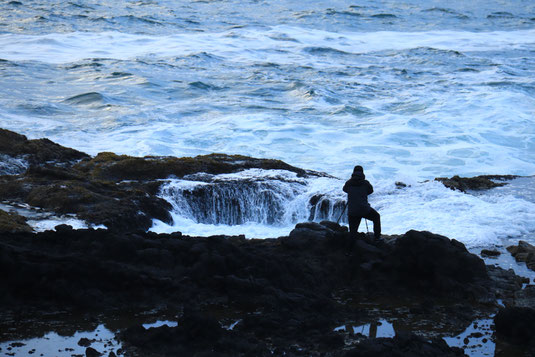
480, 249, 500, 258
381, 230, 489, 301
0, 128, 521, 232
0, 129, 324, 231
494, 306, 535, 355
486, 265, 525, 306
75, 151, 319, 182
120, 308, 272, 356
344, 332, 467, 357
1, 129, 532, 355
507, 240, 535, 272
85, 346, 102, 357
0, 128, 89, 167
435, 175, 517, 192
0, 222, 525, 356
0, 165, 173, 231
513, 285, 535, 307
0, 209, 32, 233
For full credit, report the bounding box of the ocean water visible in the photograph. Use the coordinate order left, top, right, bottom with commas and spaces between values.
1, 0, 535, 247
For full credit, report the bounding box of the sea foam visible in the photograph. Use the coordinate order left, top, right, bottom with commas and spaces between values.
150, 169, 535, 248
1, 24, 534, 245
0, 27, 534, 64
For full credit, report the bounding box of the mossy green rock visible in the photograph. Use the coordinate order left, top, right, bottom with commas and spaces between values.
20, 169, 173, 232
75, 152, 309, 181
0, 209, 32, 233
0, 129, 317, 231
435, 175, 516, 192
0, 129, 88, 165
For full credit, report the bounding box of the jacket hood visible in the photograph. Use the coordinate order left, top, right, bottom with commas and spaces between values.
351, 171, 365, 180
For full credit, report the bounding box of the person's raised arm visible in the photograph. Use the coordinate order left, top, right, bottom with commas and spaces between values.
367, 181, 374, 195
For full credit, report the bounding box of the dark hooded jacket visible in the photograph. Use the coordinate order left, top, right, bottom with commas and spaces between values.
343, 171, 373, 216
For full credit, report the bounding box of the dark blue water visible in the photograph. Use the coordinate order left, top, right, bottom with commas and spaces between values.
2, 0, 535, 35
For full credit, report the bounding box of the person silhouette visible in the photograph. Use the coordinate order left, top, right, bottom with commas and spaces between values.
342, 165, 381, 240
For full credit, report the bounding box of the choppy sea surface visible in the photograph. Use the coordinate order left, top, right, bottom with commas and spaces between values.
1, 0, 535, 246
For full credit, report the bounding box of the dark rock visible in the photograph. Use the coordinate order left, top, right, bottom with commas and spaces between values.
467, 332, 483, 338
0, 209, 33, 233
0, 128, 88, 166
0, 128, 332, 231
21, 177, 173, 231
435, 175, 516, 192
385, 230, 490, 300
486, 265, 523, 304
282, 222, 330, 249
26, 165, 83, 180
494, 306, 535, 345
78, 337, 92, 347
395, 181, 408, 188
0, 226, 497, 311
320, 220, 348, 232
85, 347, 101, 357
120, 309, 266, 356
354, 239, 384, 255
344, 332, 467, 356
306, 194, 345, 221
0, 217, 522, 356
513, 285, 535, 308
481, 249, 500, 258
75, 152, 313, 182
507, 241, 535, 271
294, 221, 330, 231
55, 224, 74, 233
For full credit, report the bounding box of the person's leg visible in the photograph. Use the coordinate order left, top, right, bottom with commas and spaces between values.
348, 215, 362, 238
364, 208, 381, 239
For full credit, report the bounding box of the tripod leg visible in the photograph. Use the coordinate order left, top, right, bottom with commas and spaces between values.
336, 202, 348, 224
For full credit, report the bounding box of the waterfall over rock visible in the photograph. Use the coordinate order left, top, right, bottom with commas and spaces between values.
158, 169, 347, 227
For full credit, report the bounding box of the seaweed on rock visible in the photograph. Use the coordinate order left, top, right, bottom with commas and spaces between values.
0, 209, 32, 233
0, 129, 330, 231
435, 175, 517, 192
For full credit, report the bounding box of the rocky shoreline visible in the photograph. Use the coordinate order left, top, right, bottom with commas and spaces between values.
0, 223, 533, 356
1, 128, 528, 235
1, 128, 535, 356
0, 128, 328, 233
1, 223, 535, 356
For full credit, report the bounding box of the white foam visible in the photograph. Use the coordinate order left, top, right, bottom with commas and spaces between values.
1, 26, 534, 181
204, 168, 308, 182
0, 27, 534, 64
151, 170, 341, 237
2, 26, 534, 248
27, 217, 106, 232
1, 202, 107, 232
5, 85, 533, 181
151, 214, 292, 239
0, 201, 107, 232
150, 170, 535, 247
372, 179, 535, 247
